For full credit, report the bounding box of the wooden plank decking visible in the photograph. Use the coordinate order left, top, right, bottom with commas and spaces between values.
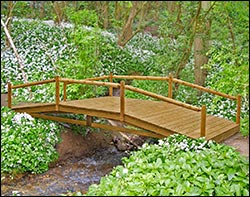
12, 96, 240, 142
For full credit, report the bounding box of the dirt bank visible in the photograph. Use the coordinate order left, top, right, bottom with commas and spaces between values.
56, 127, 249, 164
221, 132, 249, 157
55, 128, 116, 163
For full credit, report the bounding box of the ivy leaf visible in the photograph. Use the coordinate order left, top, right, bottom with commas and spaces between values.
243, 189, 249, 196
227, 168, 236, 181
230, 184, 242, 196
176, 184, 184, 195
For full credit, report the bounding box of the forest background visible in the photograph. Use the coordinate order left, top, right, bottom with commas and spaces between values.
1, 1, 249, 196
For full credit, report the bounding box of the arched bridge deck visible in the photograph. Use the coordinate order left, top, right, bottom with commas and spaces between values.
8, 74, 241, 142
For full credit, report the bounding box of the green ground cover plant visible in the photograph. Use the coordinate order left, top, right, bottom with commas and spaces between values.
1, 106, 61, 175
84, 134, 249, 196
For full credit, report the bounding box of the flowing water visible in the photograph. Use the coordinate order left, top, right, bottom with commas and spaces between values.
1, 146, 129, 196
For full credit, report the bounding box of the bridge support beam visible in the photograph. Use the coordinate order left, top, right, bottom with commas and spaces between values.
29, 113, 165, 139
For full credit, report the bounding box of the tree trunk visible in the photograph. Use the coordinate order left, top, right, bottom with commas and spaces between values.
194, 33, 208, 86
5, 1, 15, 48
40, 1, 45, 19
114, 1, 121, 22
103, 1, 109, 29
117, 1, 146, 47
194, 1, 211, 95
175, 2, 201, 85
166, 1, 177, 13
52, 1, 67, 25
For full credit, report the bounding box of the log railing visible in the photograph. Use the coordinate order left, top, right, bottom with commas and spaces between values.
109, 73, 241, 136
8, 73, 241, 138
8, 78, 56, 108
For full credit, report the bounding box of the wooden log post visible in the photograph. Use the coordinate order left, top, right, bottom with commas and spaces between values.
120, 80, 125, 121
8, 82, 12, 108
168, 73, 173, 98
86, 115, 92, 126
55, 76, 60, 111
236, 94, 241, 124
200, 105, 206, 137
63, 81, 67, 101
109, 73, 113, 96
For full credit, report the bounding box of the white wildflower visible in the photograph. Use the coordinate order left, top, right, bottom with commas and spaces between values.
123, 168, 128, 174
142, 143, 148, 148
158, 139, 164, 146
13, 113, 22, 124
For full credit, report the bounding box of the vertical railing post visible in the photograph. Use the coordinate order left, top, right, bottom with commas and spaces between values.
200, 105, 206, 137
168, 73, 173, 98
86, 115, 92, 127
55, 76, 60, 111
120, 80, 125, 121
8, 82, 12, 108
109, 73, 113, 96
236, 94, 241, 124
63, 81, 67, 101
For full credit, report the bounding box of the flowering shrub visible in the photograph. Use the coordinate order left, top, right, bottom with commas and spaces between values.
85, 134, 249, 196
1, 106, 61, 174
1, 18, 76, 99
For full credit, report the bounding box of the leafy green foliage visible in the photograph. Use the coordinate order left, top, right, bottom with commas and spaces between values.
1, 106, 61, 174
65, 7, 98, 27
125, 79, 168, 100
84, 134, 249, 196
200, 43, 249, 136
157, 2, 198, 75
1, 2, 32, 19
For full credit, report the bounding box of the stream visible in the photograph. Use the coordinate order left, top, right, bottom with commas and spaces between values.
1, 146, 129, 196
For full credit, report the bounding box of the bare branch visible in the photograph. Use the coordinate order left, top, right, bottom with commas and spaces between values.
1, 18, 28, 84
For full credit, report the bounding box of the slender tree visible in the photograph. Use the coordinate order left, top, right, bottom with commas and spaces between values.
194, 1, 212, 94
117, 1, 147, 47
1, 19, 28, 84
4, 1, 15, 48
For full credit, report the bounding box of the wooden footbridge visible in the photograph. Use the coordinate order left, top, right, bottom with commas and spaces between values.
7, 74, 241, 142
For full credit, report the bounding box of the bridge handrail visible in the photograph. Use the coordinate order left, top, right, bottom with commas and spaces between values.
124, 85, 201, 112
113, 75, 170, 81
8, 79, 56, 109
65, 75, 110, 84
111, 73, 241, 125
172, 78, 237, 100
112, 74, 237, 100
60, 78, 120, 88
11, 79, 56, 89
